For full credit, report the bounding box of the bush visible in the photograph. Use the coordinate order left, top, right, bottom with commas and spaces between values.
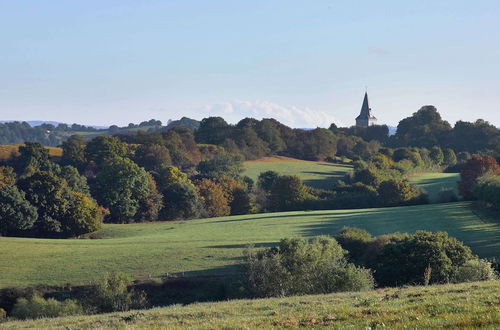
453, 259, 497, 283
375, 231, 474, 286
472, 174, 500, 208
11, 295, 82, 320
245, 236, 374, 298
86, 272, 147, 313
335, 227, 373, 265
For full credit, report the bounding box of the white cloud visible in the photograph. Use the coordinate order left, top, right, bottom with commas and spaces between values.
201, 100, 341, 128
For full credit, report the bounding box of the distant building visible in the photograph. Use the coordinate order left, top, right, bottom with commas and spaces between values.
355, 92, 377, 127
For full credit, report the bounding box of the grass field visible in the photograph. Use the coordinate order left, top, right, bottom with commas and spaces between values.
409, 172, 460, 201
244, 156, 352, 190
0, 145, 62, 161
1, 202, 498, 287
2, 280, 499, 329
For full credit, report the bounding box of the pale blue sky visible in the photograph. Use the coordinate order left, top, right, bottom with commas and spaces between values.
0, 1, 499, 127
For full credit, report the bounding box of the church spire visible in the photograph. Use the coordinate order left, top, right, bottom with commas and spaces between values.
355, 91, 377, 127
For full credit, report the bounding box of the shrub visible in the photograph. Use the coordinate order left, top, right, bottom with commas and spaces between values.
335, 227, 373, 265
375, 231, 474, 286
377, 179, 421, 206
86, 272, 147, 313
245, 236, 374, 298
472, 174, 500, 208
11, 295, 82, 320
453, 259, 497, 283
458, 155, 500, 199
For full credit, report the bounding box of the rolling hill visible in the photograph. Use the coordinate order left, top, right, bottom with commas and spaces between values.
243, 156, 352, 190
0, 202, 497, 287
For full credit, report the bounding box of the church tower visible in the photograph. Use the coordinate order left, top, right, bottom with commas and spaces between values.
355, 92, 377, 127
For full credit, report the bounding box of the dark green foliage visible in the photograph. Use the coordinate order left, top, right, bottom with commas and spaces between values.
395, 106, 452, 148
430, 146, 444, 166
0, 186, 38, 236
60, 165, 89, 194
60, 135, 87, 169
377, 179, 422, 206
257, 170, 280, 192
85, 136, 127, 165
14, 142, 56, 176
375, 231, 474, 286
160, 182, 204, 220
197, 152, 243, 179
93, 158, 155, 223
229, 187, 253, 215
353, 168, 382, 187
443, 148, 457, 167
268, 175, 312, 211
17, 171, 102, 237
245, 236, 374, 297
133, 144, 171, 171
335, 227, 374, 265
195, 117, 232, 145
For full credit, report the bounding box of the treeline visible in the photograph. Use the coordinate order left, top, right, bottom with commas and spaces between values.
0, 118, 199, 146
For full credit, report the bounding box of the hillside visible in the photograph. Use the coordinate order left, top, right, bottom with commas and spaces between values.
2, 280, 499, 329
0, 145, 62, 161
408, 172, 460, 201
244, 156, 352, 190
0, 202, 498, 287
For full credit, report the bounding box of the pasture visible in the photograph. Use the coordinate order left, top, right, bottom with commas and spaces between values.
3, 280, 499, 329
243, 156, 352, 190
409, 172, 460, 201
0, 144, 62, 161
0, 202, 498, 287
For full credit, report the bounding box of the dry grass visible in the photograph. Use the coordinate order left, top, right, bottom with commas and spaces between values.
0, 145, 62, 161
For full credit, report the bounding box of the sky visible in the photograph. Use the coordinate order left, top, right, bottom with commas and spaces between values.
0, 1, 499, 128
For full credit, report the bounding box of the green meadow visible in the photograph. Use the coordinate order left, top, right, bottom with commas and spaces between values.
3, 280, 499, 329
243, 156, 352, 190
1, 202, 498, 287
409, 172, 460, 201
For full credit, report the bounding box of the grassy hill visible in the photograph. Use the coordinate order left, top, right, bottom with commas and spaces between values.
1, 202, 498, 287
244, 156, 352, 190
2, 280, 499, 329
409, 172, 460, 201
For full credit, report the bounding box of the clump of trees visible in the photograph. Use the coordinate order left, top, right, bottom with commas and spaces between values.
335, 228, 497, 287
245, 236, 374, 297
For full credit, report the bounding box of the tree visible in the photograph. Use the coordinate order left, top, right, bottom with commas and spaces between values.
85, 136, 127, 166
60, 165, 89, 194
153, 165, 191, 192
335, 227, 374, 265
197, 152, 243, 179
443, 148, 457, 167
64, 191, 102, 236
353, 168, 382, 187
14, 142, 55, 176
93, 158, 153, 223
375, 231, 475, 286
268, 175, 311, 211
230, 187, 254, 215
257, 170, 280, 192
136, 173, 163, 221
458, 155, 500, 199
195, 179, 230, 217
429, 146, 444, 166
0, 186, 38, 236
0, 166, 16, 188
195, 117, 232, 145
17, 171, 72, 236
377, 179, 421, 206
17, 171, 101, 237
133, 144, 171, 171
472, 174, 500, 208
160, 182, 204, 220
245, 236, 373, 297
395, 106, 452, 148
61, 135, 87, 169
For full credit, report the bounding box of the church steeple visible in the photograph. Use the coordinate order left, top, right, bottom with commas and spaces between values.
355, 92, 377, 127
